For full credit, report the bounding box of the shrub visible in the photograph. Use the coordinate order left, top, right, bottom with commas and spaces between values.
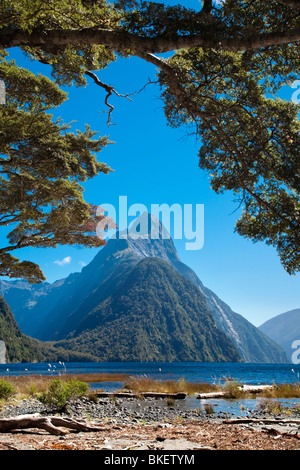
223, 380, 243, 399
255, 398, 284, 415
270, 383, 300, 398
0, 379, 15, 400
66, 379, 90, 397
38, 378, 89, 411
203, 403, 215, 415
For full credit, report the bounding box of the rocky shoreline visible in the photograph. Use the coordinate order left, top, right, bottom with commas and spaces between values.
0, 395, 235, 423
0, 394, 299, 450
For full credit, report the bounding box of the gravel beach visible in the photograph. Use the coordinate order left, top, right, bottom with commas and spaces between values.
0, 394, 299, 450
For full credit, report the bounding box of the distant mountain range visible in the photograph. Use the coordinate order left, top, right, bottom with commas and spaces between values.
56, 257, 241, 362
259, 309, 300, 362
0, 294, 95, 363
0, 213, 288, 363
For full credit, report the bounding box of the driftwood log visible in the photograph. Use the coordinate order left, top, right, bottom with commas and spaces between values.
0, 414, 102, 435
197, 385, 273, 399
223, 418, 300, 439
223, 418, 300, 425
96, 391, 187, 399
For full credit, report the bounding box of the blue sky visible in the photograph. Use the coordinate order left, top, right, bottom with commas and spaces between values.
3, 1, 300, 328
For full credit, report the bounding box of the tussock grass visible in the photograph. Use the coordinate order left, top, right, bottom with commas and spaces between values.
124, 377, 300, 399
0, 375, 54, 399
255, 398, 284, 414
255, 397, 300, 415
60, 373, 130, 383
0, 373, 129, 400
123, 377, 220, 395
1, 373, 300, 404
260, 382, 300, 399
222, 380, 244, 399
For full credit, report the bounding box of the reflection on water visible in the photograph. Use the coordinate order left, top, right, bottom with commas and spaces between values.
90, 381, 124, 391
183, 397, 300, 417
90, 381, 300, 418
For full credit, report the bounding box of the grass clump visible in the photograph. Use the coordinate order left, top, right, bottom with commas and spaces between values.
0, 379, 15, 400
203, 403, 215, 415
123, 377, 219, 395
256, 398, 286, 415
261, 382, 300, 399
222, 380, 244, 399
0, 375, 58, 400
38, 378, 89, 411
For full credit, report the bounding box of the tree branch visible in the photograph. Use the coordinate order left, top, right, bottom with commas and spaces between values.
84, 70, 133, 125
274, 0, 300, 8
138, 52, 300, 235
1, 26, 300, 54
200, 0, 213, 15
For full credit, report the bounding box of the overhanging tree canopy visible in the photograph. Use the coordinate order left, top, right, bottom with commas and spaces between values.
0, 50, 114, 282
1, 0, 300, 276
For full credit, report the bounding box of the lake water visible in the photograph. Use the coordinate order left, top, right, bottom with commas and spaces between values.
1, 362, 299, 417
1, 361, 299, 385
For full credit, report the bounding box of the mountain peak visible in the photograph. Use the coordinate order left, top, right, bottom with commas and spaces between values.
68, 256, 241, 362
118, 211, 169, 239
114, 211, 180, 263
1, 211, 288, 364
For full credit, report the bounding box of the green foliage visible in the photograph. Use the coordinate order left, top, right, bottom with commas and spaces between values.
0, 51, 114, 282
0, 0, 118, 86
160, 46, 300, 274
0, 379, 15, 399
1, 0, 300, 274
222, 380, 243, 399
55, 257, 241, 362
221, 0, 300, 36
0, 293, 99, 362
38, 378, 89, 410
121, 2, 205, 38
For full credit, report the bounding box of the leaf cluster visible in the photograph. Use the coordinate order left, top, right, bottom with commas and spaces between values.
1, 0, 300, 276
0, 52, 113, 282
121, 1, 209, 38
160, 46, 300, 273
0, 0, 119, 86
38, 378, 89, 411
221, 0, 300, 36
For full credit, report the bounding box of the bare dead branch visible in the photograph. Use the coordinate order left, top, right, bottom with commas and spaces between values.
136, 77, 159, 94
85, 70, 133, 125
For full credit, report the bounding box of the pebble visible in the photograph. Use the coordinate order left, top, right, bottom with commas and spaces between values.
0, 395, 299, 436
0, 395, 218, 423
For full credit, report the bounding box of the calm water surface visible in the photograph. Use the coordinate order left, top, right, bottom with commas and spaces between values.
1, 362, 299, 417
0, 361, 299, 385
